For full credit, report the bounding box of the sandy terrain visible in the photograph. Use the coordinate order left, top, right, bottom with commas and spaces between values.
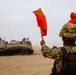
0, 46, 54, 75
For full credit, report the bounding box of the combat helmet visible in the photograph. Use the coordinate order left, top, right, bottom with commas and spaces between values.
59, 12, 76, 40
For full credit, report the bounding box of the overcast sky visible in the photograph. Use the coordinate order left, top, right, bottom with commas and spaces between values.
0, 0, 76, 47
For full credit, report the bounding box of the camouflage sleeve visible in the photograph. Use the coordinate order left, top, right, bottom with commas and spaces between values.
41, 44, 62, 60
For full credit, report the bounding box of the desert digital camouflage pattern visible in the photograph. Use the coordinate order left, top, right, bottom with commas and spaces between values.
59, 23, 76, 39
41, 44, 76, 73
0, 38, 7, 49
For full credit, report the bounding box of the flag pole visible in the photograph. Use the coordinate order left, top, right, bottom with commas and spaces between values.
41, 35, 43, 40
40, 28, 44, 40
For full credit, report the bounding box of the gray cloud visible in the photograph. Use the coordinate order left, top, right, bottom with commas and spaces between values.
0, 0, 76, 46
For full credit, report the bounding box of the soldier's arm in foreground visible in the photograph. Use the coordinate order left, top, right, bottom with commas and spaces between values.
40, 39, 63, 73
40, 39, 62, 59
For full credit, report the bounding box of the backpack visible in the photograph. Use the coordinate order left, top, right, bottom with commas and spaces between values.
50, 47, 76, 75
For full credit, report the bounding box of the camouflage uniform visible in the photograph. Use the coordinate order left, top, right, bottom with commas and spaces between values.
59, 23, 76, 39
41, 23, 76, 73
0, 38, 6, 49
41, 45, 76, 73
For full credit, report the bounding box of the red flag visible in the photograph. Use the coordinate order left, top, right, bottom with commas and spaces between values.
68, 12, 76, 25
33, 8, 47, 36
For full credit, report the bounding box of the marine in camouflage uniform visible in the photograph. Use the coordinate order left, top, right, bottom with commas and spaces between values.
40, 12, 76, 75
0, 38, 7, 49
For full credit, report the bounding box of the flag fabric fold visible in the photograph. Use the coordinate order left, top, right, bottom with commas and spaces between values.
68, 12, 76, 25
33, 8, 47, 36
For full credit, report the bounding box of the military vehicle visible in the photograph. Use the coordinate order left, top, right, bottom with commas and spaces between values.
0, 38, 34, 56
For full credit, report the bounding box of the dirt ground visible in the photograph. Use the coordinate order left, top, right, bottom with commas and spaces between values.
0, 46, 54, 75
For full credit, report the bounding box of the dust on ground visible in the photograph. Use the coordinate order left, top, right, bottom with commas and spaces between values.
0, 46, 54, 75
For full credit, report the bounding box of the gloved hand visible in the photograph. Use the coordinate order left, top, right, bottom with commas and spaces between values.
40, 39, 45, 46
